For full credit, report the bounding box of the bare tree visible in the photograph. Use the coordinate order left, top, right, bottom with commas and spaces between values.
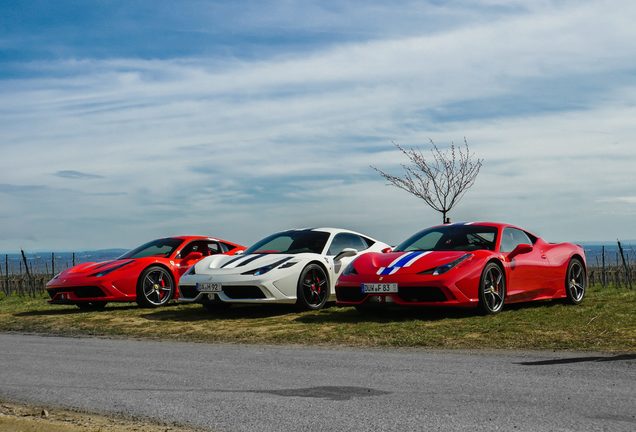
372, 139, 483, 223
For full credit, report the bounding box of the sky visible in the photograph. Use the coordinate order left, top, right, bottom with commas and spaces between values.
1, 0, 635, 251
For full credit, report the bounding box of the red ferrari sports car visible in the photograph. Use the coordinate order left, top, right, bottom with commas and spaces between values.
336, 222, 587, 314
46, 236, 245, 309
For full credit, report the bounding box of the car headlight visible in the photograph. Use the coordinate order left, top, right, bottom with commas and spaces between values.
342, 261, 358, 275
241, 258, 292, 276
420, 254, 472, 276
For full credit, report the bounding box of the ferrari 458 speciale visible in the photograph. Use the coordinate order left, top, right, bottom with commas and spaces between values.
178, 228, 390, 311
336, 222, 587, 314
46, 236, 245, 309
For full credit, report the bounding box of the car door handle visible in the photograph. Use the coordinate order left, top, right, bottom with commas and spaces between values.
541, 254, 547, 259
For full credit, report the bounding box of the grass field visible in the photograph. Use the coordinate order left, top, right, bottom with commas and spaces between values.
0, 287, 634, 352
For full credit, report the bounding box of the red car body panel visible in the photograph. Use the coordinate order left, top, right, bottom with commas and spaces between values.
336, 222, 586, 309
46, 236, 245, 304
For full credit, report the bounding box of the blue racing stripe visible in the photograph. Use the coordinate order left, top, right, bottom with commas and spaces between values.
379, 251, 423, 275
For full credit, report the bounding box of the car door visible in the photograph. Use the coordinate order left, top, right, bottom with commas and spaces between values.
500, 228, 549, 302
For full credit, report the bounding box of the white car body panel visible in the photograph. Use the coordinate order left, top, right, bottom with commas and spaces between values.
178, 228, 389, 305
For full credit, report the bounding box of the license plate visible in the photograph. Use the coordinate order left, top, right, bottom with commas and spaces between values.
197, 282, 222, 293
361, 283, 398, 293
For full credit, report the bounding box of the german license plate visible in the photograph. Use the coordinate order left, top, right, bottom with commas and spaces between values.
197, 282, 222, 293
361, 283, 398, 293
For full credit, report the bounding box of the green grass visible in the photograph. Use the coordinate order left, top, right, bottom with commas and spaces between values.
0, 287, 634, 352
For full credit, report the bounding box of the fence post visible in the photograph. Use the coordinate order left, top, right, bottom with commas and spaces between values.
617, 240, 632, 290
601, 245, 606, 288
20, 249, 35, 298
51, 252, 55, 277
72, 252, 75, 267
4, 254, 8, 295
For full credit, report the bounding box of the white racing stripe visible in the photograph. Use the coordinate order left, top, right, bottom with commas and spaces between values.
403, 251, 432, 267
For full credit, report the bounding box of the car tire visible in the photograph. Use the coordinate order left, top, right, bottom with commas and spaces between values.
478, 262, 506, 314
76, 301, 107, 311
296, 264, 330, 310
136, 266, 174, 308
564, 258, 586, 305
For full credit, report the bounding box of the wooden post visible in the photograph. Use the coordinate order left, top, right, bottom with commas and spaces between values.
617, 240, 632, 289
51, 252, 55, 277
72, 252, 75, 267
601, 246, 606, 288
4, 254, 8, 295
20, 249, 34, 297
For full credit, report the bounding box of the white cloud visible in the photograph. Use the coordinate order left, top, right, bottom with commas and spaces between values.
1, 0, 635, 249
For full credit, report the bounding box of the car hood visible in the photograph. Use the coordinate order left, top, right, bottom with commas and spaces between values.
352, 250, 471, 276
194, 253, 315, 275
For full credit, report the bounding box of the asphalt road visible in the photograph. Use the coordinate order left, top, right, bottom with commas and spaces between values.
0, 333, 634, 431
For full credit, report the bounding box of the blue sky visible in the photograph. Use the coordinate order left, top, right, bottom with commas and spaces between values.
1, 0, 635, 251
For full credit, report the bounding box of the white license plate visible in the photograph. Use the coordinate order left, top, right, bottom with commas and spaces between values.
197, 282, 222, 293
361, 283, 398, 293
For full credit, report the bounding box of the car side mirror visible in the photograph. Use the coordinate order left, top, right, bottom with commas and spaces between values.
381, 247, 393, 253
182, 251, 203, 261
508, 243, 533, 259
234, 250, 245, 255
334, 248, 358, 261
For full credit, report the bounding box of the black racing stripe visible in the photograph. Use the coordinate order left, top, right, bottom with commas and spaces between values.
234, 254, 265, 267
221, 255, 249, 268
90, 260, 134, 276
92, 261, 116, 270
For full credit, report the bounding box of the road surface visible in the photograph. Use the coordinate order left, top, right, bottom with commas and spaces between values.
0, 333, 634, 431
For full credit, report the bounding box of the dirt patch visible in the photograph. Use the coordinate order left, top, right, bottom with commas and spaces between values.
0, 401, 201, 432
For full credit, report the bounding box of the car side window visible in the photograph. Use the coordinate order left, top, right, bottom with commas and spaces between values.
500, 228, 532, 253
179, 241, 221, 258
327, 233, 369, 256
207, 242, 221, 255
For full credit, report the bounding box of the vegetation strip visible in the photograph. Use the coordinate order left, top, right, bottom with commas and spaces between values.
0, 287, 634, 352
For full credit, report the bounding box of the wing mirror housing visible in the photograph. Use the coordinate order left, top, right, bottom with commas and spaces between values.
381, 247, 393, 253
234, 250, 245, 255
508, 243, 533, 259
182, 251, 203, 261
334, 248, 358, 261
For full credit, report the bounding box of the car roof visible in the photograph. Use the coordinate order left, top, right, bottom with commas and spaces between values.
169, 235, 235, 244
299, 227, 379, 240
430, 222, 540, 238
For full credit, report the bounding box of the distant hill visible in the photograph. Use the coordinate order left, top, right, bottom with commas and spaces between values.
1, 249, 128, 275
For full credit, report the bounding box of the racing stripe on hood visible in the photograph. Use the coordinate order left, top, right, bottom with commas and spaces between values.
233, 254, 265, 267
220, 255, 251, 268
402, 251, 432, 267
377, 251, 426, 275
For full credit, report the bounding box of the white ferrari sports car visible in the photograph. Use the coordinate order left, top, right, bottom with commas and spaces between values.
178, 228, 390, 310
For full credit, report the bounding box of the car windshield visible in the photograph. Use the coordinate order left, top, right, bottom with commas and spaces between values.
395, 225, 498, 252
244, 230, 330, 255
118, 238, 184, 259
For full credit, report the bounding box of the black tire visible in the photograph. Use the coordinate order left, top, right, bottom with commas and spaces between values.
76, 301, 107, 311
296, 264, 330, 310
564, 258, 586, 305
478, 262, 506, 315
136, 266, 174, 308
